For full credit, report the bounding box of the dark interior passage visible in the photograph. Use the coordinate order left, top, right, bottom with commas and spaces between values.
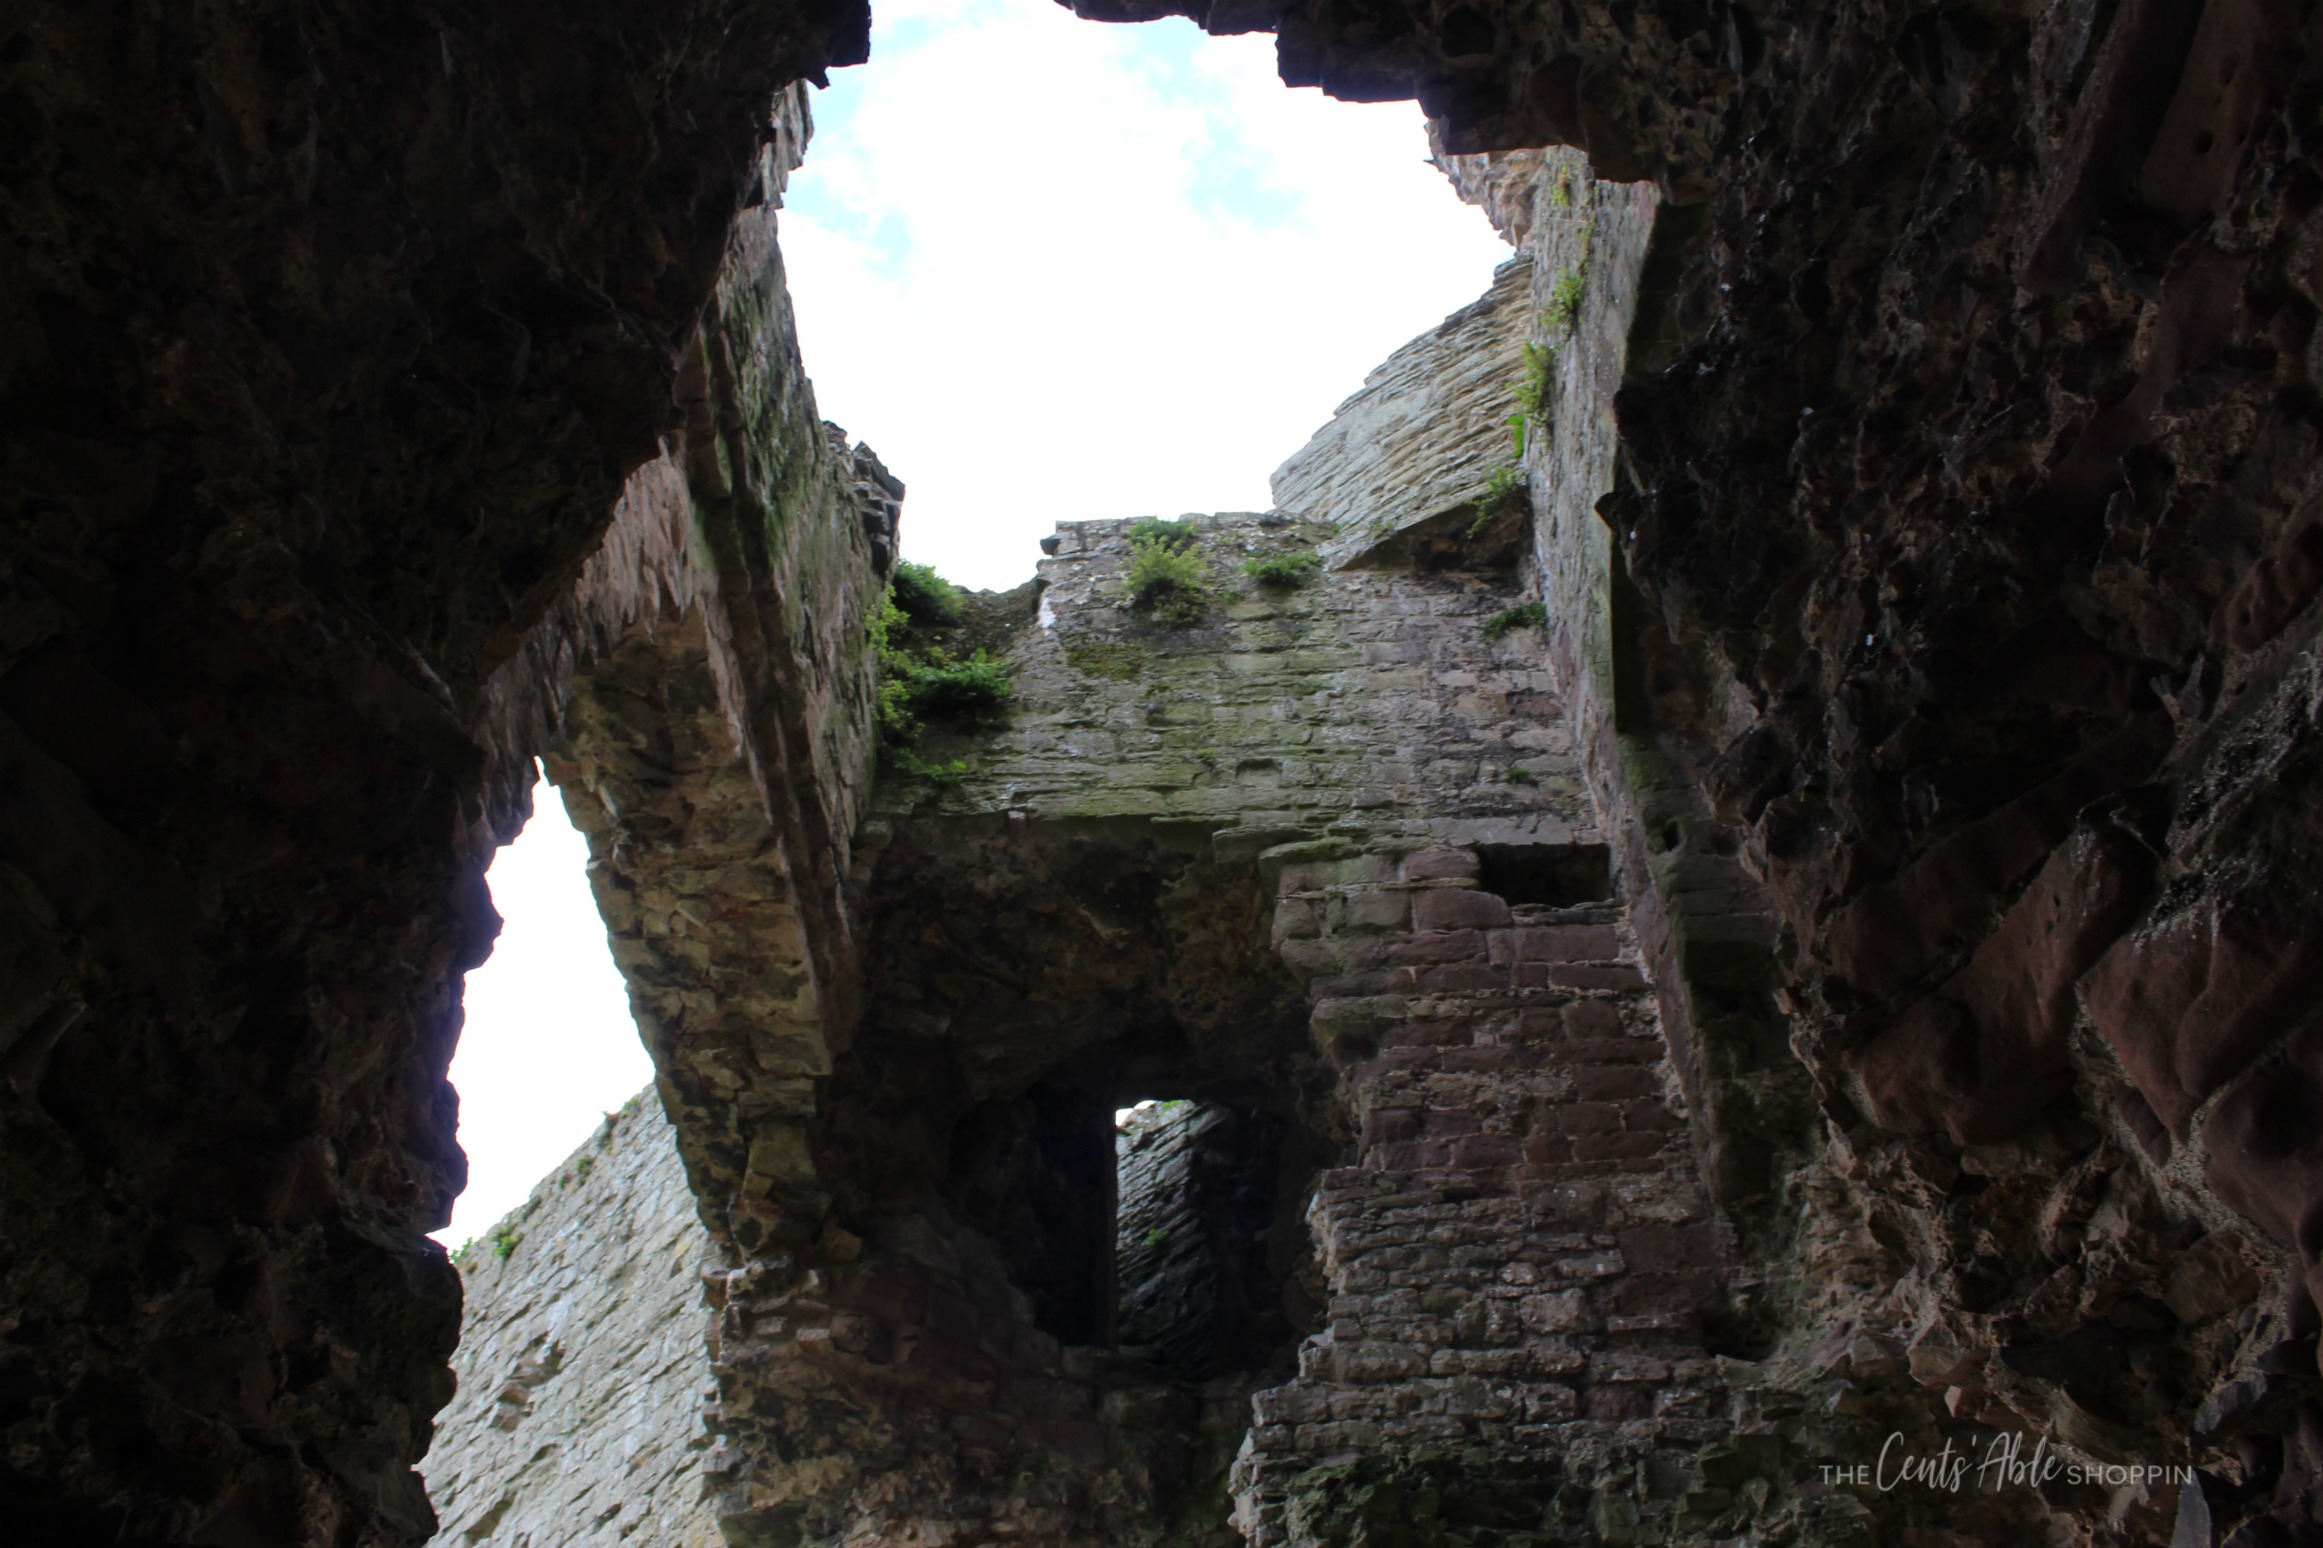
1113, 1100, 1299, 1383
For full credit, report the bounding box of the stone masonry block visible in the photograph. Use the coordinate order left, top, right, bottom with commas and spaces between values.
1413, 888, 1514, 930
1402, 848, 1482, 881
1557, 1102, 1624, 1134
1562, 1001, 1624, 1038
1418, 963, 1509, 993
1452, 1135, 1524, 1169
1618, 1099, 1681, 1132
1556, 1037, 1663, 1066
1573, 1066, 1660, 1100
1342, 889, 1411, 930
1503, 925, 1621, 962
1385, 1020, 1472, 1048
1550, 964, 1646, 991
1271, 898, 1321, 942
1388, 930, 1488, 965
1574, 1132, 1665, 1162
1617, 1225, 1719, 1272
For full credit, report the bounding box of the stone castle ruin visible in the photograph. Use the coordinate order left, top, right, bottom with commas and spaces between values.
7, 3, 2323, 1547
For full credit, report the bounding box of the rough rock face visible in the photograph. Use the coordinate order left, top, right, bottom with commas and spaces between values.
0, 6, 886, 1531
422, 1091, 717, 1548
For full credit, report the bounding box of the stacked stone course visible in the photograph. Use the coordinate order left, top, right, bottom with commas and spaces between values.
1233, 842, 1723, 1543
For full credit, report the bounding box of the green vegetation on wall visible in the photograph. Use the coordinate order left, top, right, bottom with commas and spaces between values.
1244, 550, 1321, 591
1121, 518, 1215, 627
1544, 268, 1586, 332
871, 561, 1010, 784
1481, 601, 1547, 641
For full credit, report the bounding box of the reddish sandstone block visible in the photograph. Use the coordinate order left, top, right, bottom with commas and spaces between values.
1342, 889, 1410, 931
1619, 1099, 1683, 1131
1364, 1108, 1423, 1143
1558, 1037, 1662, 1066
1607, 1271, 1719, 1318
1556, 1102, 1623, 1134
1574, 1132, 1664, 1161
1512, 964, 1556, 989
1423, 1109, 1483, 1138
1584, 1386, 1653, 1421
1419, 963, 1508, 993
1521, 1135, 1574, 1164
1413, 888, 1513, 931
1551, 965, 1646, 991
1513, 1007, 1569, 1040
1511, 925, 1621, 962
1563, 1001, 1624, 1037
1452, 1135, 1523, 1169
1619, 1224, 1718, 1272
1437, 1045, 1530, 1073
1402, 848, 1480, 882
1387, 930, 1486, 965
1312, 969, 1417, 997
1275, 938, 1334, 978
1574, 1065, 1659, 1100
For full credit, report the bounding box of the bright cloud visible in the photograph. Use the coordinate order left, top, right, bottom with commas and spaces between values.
781, 0, 1512, 591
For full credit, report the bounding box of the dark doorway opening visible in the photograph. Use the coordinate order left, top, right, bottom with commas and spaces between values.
1476, 841, 1614, 908
1113, 1099, 1298, 1382
940, 1074, 1320, 1384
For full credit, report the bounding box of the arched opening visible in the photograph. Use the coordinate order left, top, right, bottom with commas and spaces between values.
432, 765, 651, 1255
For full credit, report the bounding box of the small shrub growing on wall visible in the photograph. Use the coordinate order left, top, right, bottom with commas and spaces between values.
1481, 601, 1547, 640
1122, 518, 1214, 626
1244, 551, 1320, 590
1126, 515, 1199, 552
888, 559, 962, 627
902, 652, 1009, 722
870, 562, 1011, 773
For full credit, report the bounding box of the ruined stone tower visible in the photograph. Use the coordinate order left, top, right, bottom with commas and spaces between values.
9, 3, 2323, 1546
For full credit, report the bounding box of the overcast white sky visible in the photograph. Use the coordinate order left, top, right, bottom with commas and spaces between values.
434, 0, 1509, 1248
780, 0, 1511, 591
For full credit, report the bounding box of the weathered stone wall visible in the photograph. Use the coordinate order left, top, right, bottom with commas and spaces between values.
423, 1091, 718, 1548
1418, 39, 2323, 1546
674, 222, 1746, 1538
1273, 256, 1534, 572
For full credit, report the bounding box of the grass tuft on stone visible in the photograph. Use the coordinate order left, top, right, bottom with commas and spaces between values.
1544, 268, 1586, 331
1481, 601, 1547, 640
1244, 551, 1321, 591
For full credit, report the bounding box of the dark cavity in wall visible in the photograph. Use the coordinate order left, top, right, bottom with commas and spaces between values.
1114, 1099, 1302, 1383
1475, 840, 1613, 908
